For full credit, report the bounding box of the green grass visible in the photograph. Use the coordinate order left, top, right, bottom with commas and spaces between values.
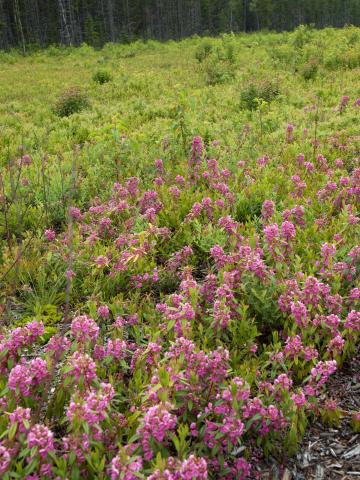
0, 28, 358, 162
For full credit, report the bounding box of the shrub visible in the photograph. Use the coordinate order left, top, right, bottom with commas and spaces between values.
195, 40, 213, 63
240, 79, 280, 110
269, 44, 295, 65
300, 57, 319, 80
203, 57, 235, 85
219, 34, 236, 64
291, 24, 314, 49
324, 47, 360, 71
53, 87, 89, 117
92, 69, 112, 84
197, 37, 236, 85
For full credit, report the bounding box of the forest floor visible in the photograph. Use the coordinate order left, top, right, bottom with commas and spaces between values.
256, 351, 360, 480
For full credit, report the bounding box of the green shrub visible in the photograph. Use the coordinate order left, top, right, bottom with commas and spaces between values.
291, 24, 314, 49
300, 57, 319, 80
219, 34, 236, 64
269, 44, 295, 65
195, 40, 213, 63
203, 57, 235, 85
324, 47, 360, 70
93, 69, 112, 84
240, 78, 280, 110
235, 193, 264, 223
53, 87, 89, 117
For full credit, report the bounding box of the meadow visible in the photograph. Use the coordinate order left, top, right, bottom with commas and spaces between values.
0, 25, 359, 479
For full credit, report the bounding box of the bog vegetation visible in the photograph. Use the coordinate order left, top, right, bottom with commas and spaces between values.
0, 26, 359, 479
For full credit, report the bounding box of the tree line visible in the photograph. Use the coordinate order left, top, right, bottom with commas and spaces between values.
1, 0, 360, 51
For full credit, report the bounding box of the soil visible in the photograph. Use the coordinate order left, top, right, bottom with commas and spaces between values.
253, 351, 360, 480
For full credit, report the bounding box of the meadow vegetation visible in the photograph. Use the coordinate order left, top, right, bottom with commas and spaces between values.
0, 26, 359, 479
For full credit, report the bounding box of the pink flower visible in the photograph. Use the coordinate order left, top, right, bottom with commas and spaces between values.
190, 136, 203, 165
180, 455, 208, 480
69, 206, 82, 220
29, 358, 48, 386
281, 221, 296, 242
264, 224, 279, 244
71, 315, 99, 343
105, 339, 127, 359
321, 243, 336, 268
348, 288, 360, 304
65, 269, 75, 280
95, 255, 108, 267
291, 389, 306, 408
290, 301, 308, 328
323, 314, 340, 333
274, 373, 293, 391
186, 202, 202, 221
169, 186, 181, 198
339, 95, 350, 113
9, 407, 31, 434
235, 458, 251, 480
327, 335, 345, 355
0, 445, 10, 475
67, 383, 114, 426
144, 207, 157, 222
22, 154, 32, 166
137, 403, 177, 460
8, 358, 48, 397
284, 335, 303, 359
344, 310, 360, 332
45, 335, 70, 360
175, 175, 185, 186
286, 124, 294, 143
27, 424, 54, 459
44, 229, 56, 241
110, 450, 142, 480
66, 352, 97, 383
154, 177, 163, 187
297, 153, 305, 166
154, 158, 164, 174
261, 200, 275, 220
126, 177, 139, 197
97, 305, 110, 319
310, 360, 337, 388
334, 159, 344, 169
257, 155, 270, 168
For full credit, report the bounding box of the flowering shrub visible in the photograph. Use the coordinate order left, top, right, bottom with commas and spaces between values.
53, 87, 89, 117
0, 30, 359, 479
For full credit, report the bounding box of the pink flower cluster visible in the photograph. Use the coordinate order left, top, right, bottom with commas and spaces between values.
71, 315, 99, 343
8, 358, 48, 397
137, 403, 177, 460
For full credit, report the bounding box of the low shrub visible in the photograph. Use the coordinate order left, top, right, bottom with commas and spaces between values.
92, 69, 112, 84
203, 57, 235, 85
240, 78, 280, 110
195, 40, 213, 63
299, 57, 319, 80
53, 87, 89, 117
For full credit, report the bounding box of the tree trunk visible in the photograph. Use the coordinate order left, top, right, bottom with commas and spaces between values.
107, 0, 115, 42
13, 0, 26, 53
58, 0, 73, 45
0, 0, 8, 49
